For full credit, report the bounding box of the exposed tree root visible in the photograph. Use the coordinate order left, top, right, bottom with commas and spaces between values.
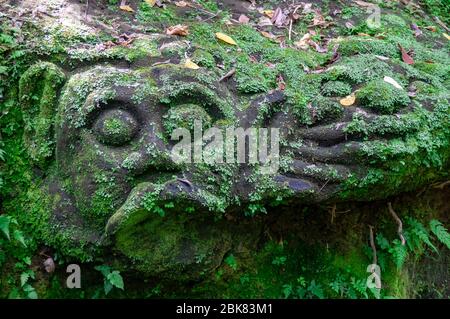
432, 180, 450, 189
368, 225, 377, 265
388, 202, 406, 246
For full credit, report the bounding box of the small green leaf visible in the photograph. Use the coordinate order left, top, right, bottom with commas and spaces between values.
104, 280, 113, 296
95, 265, 111, 277
20, 272, 29, 287
0, 215, 11, 240
27, 291, 38, 299
13, 229, 27, 247
389, 239, 408, 269
107, 271, 124, 290
22, 257, 32, 266
430, 220, 450, 250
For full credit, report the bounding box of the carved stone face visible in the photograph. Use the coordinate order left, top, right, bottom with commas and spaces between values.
8, 0, 449, 279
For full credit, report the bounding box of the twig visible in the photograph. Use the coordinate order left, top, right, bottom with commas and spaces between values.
151, 59, 171, 67
330, 203, 336, 224
0, 12, 29, 23
201, 11, 221, 22
85, 0, 89, 19
434, 16, 450, 33
288, 19, 293, 41
218, 68, 236, 82
388, 202, 406, 245
187, 2, 218, 17
288, 5, 303, 41
432, 180, 450, 189
177, 178, 193, 189
368, 225, 377, 265
318, 179, 330, 192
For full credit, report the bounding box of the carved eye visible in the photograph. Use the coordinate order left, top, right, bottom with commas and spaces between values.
93, 109, 138, 146
163, 104, 212, 135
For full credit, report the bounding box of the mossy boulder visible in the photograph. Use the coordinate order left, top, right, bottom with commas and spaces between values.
357, 80, 411, 114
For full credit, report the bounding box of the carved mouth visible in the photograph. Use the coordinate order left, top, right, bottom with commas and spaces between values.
104, 179, 205, 236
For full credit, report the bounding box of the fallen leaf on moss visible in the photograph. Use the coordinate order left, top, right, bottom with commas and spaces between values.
260, 31, 276, 39
384, 76, 403, 90
119, 5, 134, 12
353, 0, 376, 7
271, 7, 287, 27
184, 59, 200, 70
375, 55, 390, 61
263, 10, 274, 18
410, 23, 422, 37
166, 24, 189, 36
277, 74, 286, 91
175, 1, 188, 7
258, 16, 273, 27
216, 32, 237, 45
294, 33, 311, 50
398, 44, 414, 64
425, 26, 437, 32
238, 14, 250, 24
144, 0, 156, 6
444, 33, 450, 40
340, 93, 356, 106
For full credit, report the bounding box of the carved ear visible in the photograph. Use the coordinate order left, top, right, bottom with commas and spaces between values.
19, 62, 66, 167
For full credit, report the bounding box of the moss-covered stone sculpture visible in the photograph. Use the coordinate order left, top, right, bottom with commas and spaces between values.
0, 0, 449, 298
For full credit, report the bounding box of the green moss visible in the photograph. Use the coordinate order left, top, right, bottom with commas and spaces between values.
18, 62, 66, 167
337, 37, 398, 58
137, 2, 178, 25
312, 97, 344, 123
192, 49, 216, 68
357, 80, 410, 114
163, 103, 212, 134
328, 55, 394, 84
235, 55, 277, 94
322, 81, 352, 97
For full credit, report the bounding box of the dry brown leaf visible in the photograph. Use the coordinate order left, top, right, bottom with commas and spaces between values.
263, 10, 274, 18
184, 59, 200, 70
166, 24, 189, 36
238, 14, 250, 24
120, 5, 134, 12
294, 33, 311, 50
260, 31, 276, 39
398, 44, 414, 65
384, 76, 403, 90
175, 1, 188, 7
145, 0, 157, 6
216, 32, 237, 45
303, 3, 314, 14
340, 93, 356, 106
425, 26, 437, 32
258, 16, 273, 27
410, 23, 422, 37
375, 55, 390, 61
312, 11, 326, 26
353, 0, 376, 7
271, 7, 287, 27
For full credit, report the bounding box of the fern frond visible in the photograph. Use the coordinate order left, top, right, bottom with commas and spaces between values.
389, 239, 408, 269
406, 218, 437, 253
430, 220, 450, 250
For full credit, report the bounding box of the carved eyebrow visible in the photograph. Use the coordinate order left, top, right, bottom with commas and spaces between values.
159, 82, 234, 120
159, 82, 222, 106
